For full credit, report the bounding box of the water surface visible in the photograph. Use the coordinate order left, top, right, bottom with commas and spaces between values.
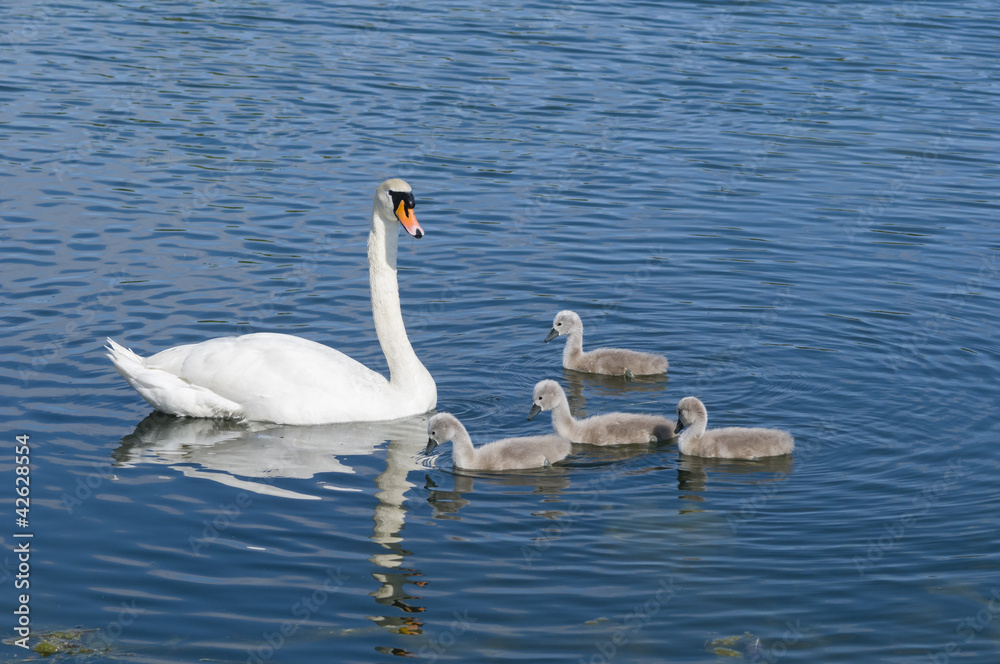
2, 1, 999, 662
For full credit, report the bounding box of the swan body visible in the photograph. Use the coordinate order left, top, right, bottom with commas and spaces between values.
107, 178, 436, 425
545, 310, 667, 379
527, 379, 676, 445
424, 413, 571, 471
673, 396, 794, 460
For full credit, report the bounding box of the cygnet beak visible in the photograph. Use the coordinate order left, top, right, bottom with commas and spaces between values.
544, 328, 558, 342
422, 437, 439, 455
673, 420, 685, 435
527, 404, 542, 420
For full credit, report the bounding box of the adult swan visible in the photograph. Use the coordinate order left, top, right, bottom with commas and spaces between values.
106, 178, 437, 425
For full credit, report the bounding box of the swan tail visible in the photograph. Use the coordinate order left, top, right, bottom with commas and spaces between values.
105, 338, 244, 420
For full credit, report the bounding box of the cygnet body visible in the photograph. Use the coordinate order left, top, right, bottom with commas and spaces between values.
528, 380, 676, 445
425, 412, 571, 471
544, 310, 668, 379
673, 396, 794, 460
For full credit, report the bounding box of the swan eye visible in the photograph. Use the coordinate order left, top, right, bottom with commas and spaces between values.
389, 190, 415, 214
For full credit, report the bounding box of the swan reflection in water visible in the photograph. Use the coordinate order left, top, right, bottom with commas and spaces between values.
114, 411, 426, 497
675, 453, 794, 502
112, 411, 432, 631
562, 369, 670, 410
423, 468, 574, 519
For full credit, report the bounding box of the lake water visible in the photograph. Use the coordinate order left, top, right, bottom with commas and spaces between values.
2, 1, 999, 662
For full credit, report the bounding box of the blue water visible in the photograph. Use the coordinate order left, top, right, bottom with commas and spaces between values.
2, 1, 999, 662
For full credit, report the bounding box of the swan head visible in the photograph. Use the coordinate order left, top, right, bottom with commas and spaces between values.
376, 178, 423, 239
425, 412, 462, 454
674, 396, 708, 435
544, 310, 582, 342
528, 379, 565, 419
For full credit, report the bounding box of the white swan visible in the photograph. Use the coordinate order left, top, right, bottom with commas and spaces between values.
424, 413, 571, 471
544, 310, 668, 379
106, 178, 436, 425
527, 379, 676, 445
673, 396, 794, 460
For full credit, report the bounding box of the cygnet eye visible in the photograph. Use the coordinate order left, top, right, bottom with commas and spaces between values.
556, 322, 562, 326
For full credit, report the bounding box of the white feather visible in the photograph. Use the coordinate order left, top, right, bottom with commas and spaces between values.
106, 179, 435, 425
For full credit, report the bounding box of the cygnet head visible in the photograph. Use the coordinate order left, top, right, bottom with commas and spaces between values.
527, 379, 565, 420
544, 310, 583, 342
674, 396, 708, 435
425, 412, 462, 454
376, 178, 423, 238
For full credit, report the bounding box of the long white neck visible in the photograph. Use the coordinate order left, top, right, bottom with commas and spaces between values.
550, 392, 580, 440
448, 422, 478, 468
563, 329, 584, 366
367, 211, 430, 391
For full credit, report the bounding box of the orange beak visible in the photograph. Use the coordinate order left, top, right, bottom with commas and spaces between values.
395, 200, 423, 238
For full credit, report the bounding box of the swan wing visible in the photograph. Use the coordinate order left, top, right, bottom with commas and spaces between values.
144, 333, 390, 424
106, 338, 245, 419
584, 348, 668, 376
